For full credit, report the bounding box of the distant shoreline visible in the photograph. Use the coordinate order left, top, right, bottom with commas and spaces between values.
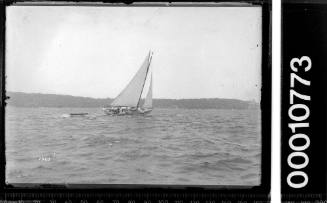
6, 106, 260, 111
6, 92, 260, 110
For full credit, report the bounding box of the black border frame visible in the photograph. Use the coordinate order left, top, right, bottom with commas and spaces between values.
0, 1, 271, 201
281, 0, 327, 201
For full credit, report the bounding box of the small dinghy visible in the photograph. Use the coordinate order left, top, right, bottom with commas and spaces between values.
69, 113, 88, 116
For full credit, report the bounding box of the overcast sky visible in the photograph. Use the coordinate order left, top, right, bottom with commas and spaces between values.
6, 5, 262, 101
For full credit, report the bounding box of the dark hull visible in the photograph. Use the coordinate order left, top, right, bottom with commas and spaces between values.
102, 107, 152, 116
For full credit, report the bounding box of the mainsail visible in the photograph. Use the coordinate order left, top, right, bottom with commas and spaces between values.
143, 72, 152, 109
111, 52, 152, 107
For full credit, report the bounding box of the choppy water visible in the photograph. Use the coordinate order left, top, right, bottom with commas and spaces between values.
5, 107, 261, 185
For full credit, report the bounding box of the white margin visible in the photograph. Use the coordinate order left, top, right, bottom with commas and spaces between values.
271, 0, 281, 202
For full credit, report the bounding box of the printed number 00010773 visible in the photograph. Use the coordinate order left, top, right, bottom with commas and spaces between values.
287, 56, 312, 189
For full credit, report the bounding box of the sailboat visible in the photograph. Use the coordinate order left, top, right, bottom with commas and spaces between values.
103, 51, 153, 116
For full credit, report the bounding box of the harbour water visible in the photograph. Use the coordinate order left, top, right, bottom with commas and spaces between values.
6, 107, 261, 185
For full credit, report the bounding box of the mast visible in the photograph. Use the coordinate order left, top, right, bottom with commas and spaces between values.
137, 51, 153, 108
143, 72, 152, 109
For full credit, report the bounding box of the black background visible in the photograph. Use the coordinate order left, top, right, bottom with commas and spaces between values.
282, 1, 327, 201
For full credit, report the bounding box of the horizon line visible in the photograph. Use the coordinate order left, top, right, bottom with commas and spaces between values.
7, 91, 259, 102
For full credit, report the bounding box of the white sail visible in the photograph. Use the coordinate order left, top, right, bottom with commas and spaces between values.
143, 72, 152, 109
111, 53, 151, 107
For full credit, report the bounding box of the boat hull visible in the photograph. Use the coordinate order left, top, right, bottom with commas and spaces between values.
102, 107, 152, 116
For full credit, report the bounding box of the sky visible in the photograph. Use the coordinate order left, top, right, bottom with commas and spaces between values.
6, 5, 262, 101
